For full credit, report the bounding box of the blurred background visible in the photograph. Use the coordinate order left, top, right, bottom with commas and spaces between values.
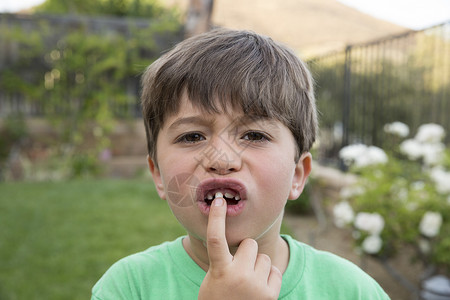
0, 0, 449, 299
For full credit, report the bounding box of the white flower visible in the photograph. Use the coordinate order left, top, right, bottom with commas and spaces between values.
339, 185, 365, 199
421, 143, 445, 166
415, 124, 445, 143
355, 212, 385, 235
339, 144, 367, 165
384, 122, 409, 137
339, 144, 388, 168
429, 167, 450, 194
400, 133, 446, 166
333, 201, 355, 228
419, 211, 443, 238
362, 235, 383, 254
400, 139, 423, 160
365, 146, 388, 166
398, 123, 446, 165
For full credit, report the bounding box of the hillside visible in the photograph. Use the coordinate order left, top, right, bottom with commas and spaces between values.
164, 0, 407, 57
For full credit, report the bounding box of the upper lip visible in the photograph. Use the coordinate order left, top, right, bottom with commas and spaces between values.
196, 178, 247, 202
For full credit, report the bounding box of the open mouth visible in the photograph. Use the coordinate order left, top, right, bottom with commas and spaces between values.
196, 178, 247, 216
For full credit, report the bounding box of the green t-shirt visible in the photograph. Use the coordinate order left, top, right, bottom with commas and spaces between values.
92, 235, 390, 299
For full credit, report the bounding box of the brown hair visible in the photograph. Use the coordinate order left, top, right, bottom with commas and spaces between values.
141, 28, 318, 162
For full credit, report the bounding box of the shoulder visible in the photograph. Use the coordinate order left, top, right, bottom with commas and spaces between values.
92, 237, 184, 299
285, 234, 374, 279
282, 235, 390, 299
110, 238, 179, 273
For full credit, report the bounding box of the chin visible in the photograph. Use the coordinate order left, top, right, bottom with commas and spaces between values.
224, 231, 257, 247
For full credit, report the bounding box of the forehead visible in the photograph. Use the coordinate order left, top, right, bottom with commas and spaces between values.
163, 95, 280, 131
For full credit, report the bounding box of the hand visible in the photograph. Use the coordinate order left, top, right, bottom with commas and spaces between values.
198, 197, 282, 300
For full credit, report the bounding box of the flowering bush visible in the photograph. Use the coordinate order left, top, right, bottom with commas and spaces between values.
334, 122, 450, 274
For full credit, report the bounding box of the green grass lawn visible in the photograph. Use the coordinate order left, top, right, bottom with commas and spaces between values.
0, 178, 295, 299
0, 179, 186, 300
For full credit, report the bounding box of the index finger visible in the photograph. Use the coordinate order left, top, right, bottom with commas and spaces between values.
206, 197, 232, 268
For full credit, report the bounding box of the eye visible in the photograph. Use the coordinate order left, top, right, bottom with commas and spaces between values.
241, 131, 270, 142
175, 132, 206, 144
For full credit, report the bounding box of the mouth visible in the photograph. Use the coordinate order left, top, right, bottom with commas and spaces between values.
204, 190, 241, 206
196, 178, 247, 216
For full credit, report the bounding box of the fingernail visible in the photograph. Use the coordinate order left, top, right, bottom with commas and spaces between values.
214, 198, 224, 206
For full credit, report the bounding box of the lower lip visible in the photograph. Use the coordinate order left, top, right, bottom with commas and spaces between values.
197, 200, 246, 217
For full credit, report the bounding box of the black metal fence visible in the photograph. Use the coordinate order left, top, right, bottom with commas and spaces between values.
308, 21, 450, 161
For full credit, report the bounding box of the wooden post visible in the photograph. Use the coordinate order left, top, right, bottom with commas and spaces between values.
184, 0, 214, 38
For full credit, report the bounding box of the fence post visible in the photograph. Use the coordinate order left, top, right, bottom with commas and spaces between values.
342, 45, 352, 148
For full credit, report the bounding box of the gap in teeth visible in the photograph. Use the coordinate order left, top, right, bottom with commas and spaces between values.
205, 191, 240, 201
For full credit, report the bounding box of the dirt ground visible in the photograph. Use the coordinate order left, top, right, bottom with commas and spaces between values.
283, 213, 424, 300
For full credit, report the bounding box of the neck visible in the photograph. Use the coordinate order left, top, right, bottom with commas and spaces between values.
182, 216, 290, 274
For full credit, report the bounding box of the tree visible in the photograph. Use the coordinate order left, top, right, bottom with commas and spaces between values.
34, 0, 170, 18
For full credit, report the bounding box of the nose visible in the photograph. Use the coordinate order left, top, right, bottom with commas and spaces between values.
199, 137, 242, 175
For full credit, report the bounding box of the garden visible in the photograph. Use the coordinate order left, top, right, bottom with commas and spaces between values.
333, 122, 450, 298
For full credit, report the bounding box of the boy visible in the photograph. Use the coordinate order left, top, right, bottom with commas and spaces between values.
92, 28, 390, 299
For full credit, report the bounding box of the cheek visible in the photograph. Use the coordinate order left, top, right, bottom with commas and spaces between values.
156, 156, 198, 205
159, 152, 197, 184
255, 153, 295, 201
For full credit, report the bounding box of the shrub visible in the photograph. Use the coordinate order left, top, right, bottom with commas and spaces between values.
333, 122, 450, 274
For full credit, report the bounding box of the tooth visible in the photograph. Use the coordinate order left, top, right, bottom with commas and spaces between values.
234, 195, 241, 200
224, 192, 233, 199
206, 194, 213, 200
215, 192, 223, 199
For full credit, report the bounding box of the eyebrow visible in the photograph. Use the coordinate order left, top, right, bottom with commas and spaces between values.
167, 116, 215, 131
167, 114, 281, 132
237, 116, 281, 131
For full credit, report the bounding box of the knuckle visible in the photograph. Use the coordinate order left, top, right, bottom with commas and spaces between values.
257, 253, 271, 264
241, 238, 258, 249
210, 267, 227, 279
233, 272, 247, 283
207, 235, 222, 248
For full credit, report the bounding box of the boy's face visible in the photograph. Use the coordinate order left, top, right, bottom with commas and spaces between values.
148, 95, 311, 247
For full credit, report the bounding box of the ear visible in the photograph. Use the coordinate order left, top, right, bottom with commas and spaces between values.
288, 152, 312, 200
147, 155, 166, 200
